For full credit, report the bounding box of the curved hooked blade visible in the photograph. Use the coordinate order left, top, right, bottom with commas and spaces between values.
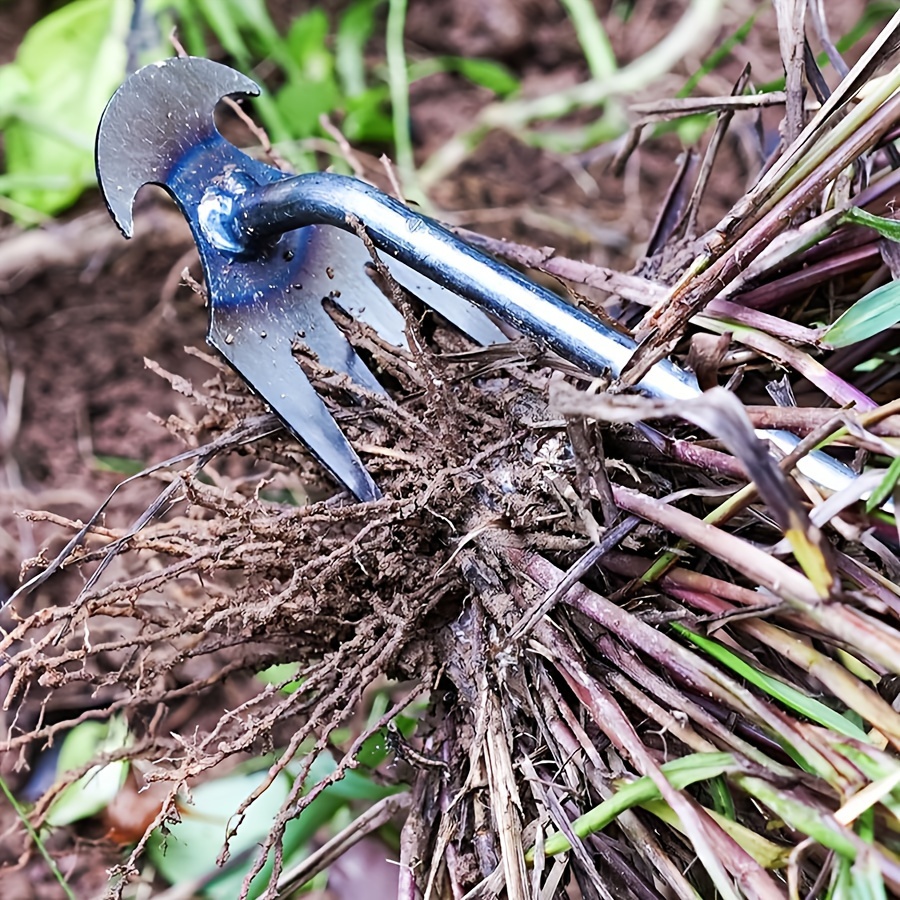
96, 57, 260, 237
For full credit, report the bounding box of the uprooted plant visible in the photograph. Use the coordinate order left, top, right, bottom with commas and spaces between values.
8, 5, 900, 900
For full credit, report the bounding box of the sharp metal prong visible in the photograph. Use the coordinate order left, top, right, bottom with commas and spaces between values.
212, 323, 381, 502
382, 254, 508, 346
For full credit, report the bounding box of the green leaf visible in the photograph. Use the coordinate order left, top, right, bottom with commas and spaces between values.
256, 662, 303, 693
640, 797, 790, 868
150, 751, 401, 898
678, 10, 759, 97
92, 454, 147, 476
286, 8, 333, 78
866, 456, 900, 513
276, 79, 341, 138
2, 0, 135, 215
672, 624, 872, 742
835, 745, 900, 822
194, 0, 251, 67
842, 207, 900, 243
354, 729, 391, 768
148, 769, 292, 899
708, 773, 735, 819
0, 64, 29, 125
823, 281, 900, 348
850, 851, 888, 900
274, 9, 341, 137
158, 0, 209, 57
45, 716, 130, 827
228, 0, 286, 62
832, 856, 853, 898
343, 85, 394, 143
297, 751, 402, 802
0, 776, 77, 900
442, 56, 520, 97
337, 0, 384, 97
532, 751, 736, 859
740, 775, 860, 859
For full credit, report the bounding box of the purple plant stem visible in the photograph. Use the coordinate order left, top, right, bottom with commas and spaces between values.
737, 243, 883, 310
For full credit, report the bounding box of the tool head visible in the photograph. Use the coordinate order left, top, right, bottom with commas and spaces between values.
96, 56, 260, 238
96, 57, 505, 501
97, 57, 391, 500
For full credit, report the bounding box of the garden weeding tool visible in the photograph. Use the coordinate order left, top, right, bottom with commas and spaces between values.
95, 57, 867, 504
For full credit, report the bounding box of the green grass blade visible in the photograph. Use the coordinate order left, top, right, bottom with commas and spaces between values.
842, 207, 900, 242
559, 0, 617, 80
672, 624, 871, 742
386, 0, 423, 204
740, 776, 860, 859
823, 282, 900, 348
0, 776, 77, 900
865, 457, 900, 513
640, 797, 790, 868
528, 751, 736, 859
679, 9, 759, 97
851, 851, 888, 900
708, 773, 736, 819
336, 0, 383, 97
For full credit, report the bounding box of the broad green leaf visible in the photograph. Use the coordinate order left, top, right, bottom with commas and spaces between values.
275, 10, 340, 137
286, 9, 333, 79
45, 716, 130, 827
823, 281, 900, 348
255, 662, 303, 693
148, 769, 292, 899
150, 752, 399, 898
343, 85, 393, 143
297, 751, 402, 802
2, 0, 134, 215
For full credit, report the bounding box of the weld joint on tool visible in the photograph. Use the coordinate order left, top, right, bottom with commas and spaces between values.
198, 171, 260, 256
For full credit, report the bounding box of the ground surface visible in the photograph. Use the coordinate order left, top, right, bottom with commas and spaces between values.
0, 1, 883, 898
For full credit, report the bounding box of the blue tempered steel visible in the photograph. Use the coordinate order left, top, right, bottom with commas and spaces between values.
96, 56, 870, 506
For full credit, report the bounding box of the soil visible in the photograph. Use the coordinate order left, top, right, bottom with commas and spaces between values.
0, 1, 886, 898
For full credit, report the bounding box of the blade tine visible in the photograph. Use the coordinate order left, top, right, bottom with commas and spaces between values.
213, 226, 390, 396
303, 226, 507, 349
212, 327, 381, 501
381, 254, 508, 346
300, 226, 409, 349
